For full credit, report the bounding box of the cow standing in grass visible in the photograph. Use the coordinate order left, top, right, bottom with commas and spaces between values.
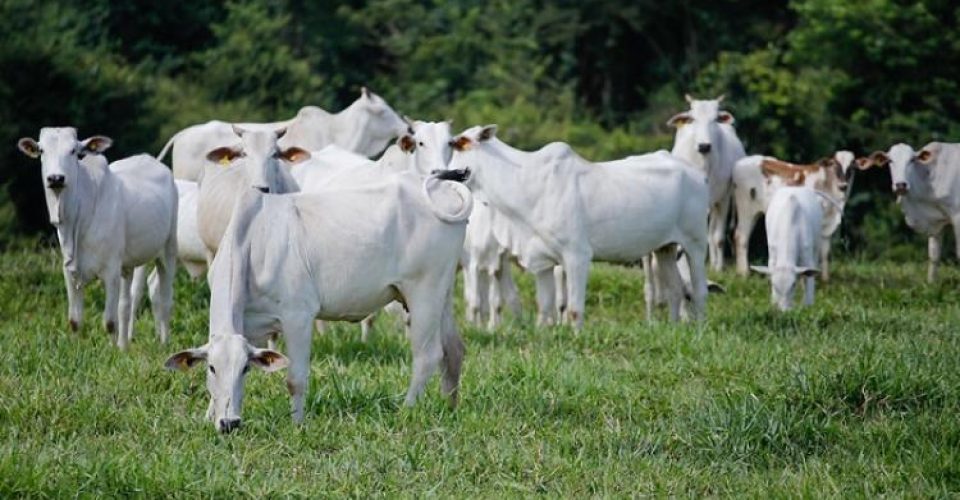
165, 169, 472, 432
862, 142, 960, 282
17, 127, 177, 350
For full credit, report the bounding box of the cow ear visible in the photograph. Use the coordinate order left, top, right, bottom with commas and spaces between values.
80, 136, 113, 154
399, 134, 416, 153
868, 151, 890, 168
17, 138, 40, 159
750, 265, 772, 275
361, 86, 372, 100
684, 93, 695, 104
855, 157, 872, 170
717, 111, 735, 124
667, 112, 692, 128
450, 136, 472, 152
164, 347, 208, 371
280, 147, 311, 164
207, 147, 242, 165
916, 149, 936, 165
249, 348, 289, 373
796, 266, 818, 277
478, 125, 497, 142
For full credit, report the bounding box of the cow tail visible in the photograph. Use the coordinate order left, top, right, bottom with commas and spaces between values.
422, 171, 473, 223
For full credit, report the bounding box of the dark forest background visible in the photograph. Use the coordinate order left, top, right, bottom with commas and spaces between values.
2, 0, 958, 260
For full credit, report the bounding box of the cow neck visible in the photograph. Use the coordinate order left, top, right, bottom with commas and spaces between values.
469, 139, 548, 226
58, 157, 107, 277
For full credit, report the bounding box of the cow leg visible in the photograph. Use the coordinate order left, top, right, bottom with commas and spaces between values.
803, 274, 816, 306
63, 267, 84, 332
149, 234, 177, 344
128, 266, 149, 339
534, 268, 557, 326
641, 254, 657, 322
820, 235, 832, 282
487, 269, 502, 330
283, 316, 314, 423
683, 244, 709, 322
563, 255, 591, 330
117, 271, 134, 351
653, 246, 682, 322
403, 286, 446, 407
439, 292, 464, 408
102, 267, 122, 345
554, 266, 567, 323
465, 262, 487, 325
708, 200, 729, 272
735, 211, 759, 277
360, 313, 376, 343
928, 232, 943, 283
498, 253, 522, 318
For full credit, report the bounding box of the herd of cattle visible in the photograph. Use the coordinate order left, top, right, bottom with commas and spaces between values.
16, 88, 959, 432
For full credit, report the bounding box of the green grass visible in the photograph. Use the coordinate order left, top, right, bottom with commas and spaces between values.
1, 245, 959, 496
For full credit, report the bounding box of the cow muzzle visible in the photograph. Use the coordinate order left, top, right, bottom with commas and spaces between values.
218, 417, 241, 433
697, 143, 712, 154
46, 174, 66, 190
894, 182, 908, 195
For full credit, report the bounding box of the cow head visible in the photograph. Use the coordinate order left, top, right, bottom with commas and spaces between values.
831, 150, 856, 198
667, 94, 734, 160
750, 265, 818, 311
165, 334, 288, 433
866, 143, 936, 196
17, 127, 112, 225
447, 124, 498, 185
351, 86, 408, 155
206, 127, 310, 193
399, 119, 454, 174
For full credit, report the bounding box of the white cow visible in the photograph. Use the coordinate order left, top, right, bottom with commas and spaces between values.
733, 151, 858, 279
17, 128, 177, 350
449, 125, 709, 327
461, 198, 523, 328
197, 127, 308, 258
667, 95, 746, 271
863, 142, 960, 282
751, 168, 823, 311
159, 87, 408, 181
164, 170, 472, 432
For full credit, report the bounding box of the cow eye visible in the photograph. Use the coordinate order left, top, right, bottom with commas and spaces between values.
418, 142, 425, 147
208, 365, 216, 375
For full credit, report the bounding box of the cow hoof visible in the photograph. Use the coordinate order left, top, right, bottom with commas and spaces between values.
105, 321, 116, 334
69, 320, 79, 332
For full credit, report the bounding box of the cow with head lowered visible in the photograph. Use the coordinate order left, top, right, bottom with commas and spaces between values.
667, 94, 746, 271
164, 169, 472, 432
861, 142, 960, 282
159, 87, 408, 181
17, 127, 178, 350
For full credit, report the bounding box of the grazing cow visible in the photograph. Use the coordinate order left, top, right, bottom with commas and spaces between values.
17, 128, 177, 349
751, 165, 824, 311
164, 170, 472, 432
667, 94, 746, 271
862, 142, 960, 282
448, 125, 709, 328
733, 151, 858, 279
197, 127, 308, 259
159, 87, 407, 181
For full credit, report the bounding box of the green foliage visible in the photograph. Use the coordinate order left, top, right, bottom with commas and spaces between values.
1, 0, 958, 255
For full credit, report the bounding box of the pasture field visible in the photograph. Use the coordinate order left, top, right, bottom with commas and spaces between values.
1, 244, 959, 496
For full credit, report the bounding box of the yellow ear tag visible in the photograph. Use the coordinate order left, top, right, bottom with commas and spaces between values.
219, 156, 231, 167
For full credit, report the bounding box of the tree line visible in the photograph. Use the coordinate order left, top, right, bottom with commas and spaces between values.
2, 0, 958, 259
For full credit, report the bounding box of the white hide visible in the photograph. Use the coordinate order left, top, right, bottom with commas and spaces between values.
17, 128, 177, 350
751, 186, 822, 311
164, 171, 472, 432
461, 198, 523, 328
733, 151, 857, 279
449, 125, 709, 328
160, 88, 408, 181
870, 142, 960, 282
196, 128, 306, 258
667, 96, 746, 271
